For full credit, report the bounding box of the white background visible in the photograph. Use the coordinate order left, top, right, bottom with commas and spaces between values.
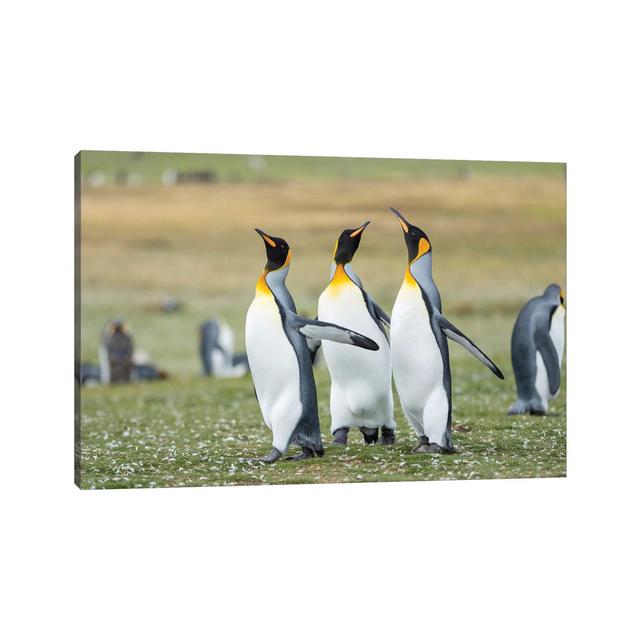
1, 1, 638, 638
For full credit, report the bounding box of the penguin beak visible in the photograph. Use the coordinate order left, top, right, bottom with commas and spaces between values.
390, 207, 410, 234
255, 228, 276, 247
349, 220, 371, 238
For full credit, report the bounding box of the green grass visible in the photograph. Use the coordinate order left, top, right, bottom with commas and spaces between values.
78, 365, 566, 489
79, 150, 565, 185
78, 301, 566, 489
77, 155, 565, 489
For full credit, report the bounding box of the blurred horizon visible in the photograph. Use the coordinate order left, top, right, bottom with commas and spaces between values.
78, 150, 565, 186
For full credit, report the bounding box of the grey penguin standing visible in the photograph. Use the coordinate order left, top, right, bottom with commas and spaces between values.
99, 319, 134, 384
317, 221, 396, 446
509, 284, 565, 415
245, 229, 379, 463
389, 208, 504, 453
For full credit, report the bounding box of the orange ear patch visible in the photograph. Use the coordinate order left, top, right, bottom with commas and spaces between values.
417, 237, 431, 256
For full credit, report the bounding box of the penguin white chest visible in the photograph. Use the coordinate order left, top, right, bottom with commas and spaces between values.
245, 294, 302, 432
318, 275, 392, 422
390, 277, 444, 409
550, 305, 565, 367
535, 305, 565, 403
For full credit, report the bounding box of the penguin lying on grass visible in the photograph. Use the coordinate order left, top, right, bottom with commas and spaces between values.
389, 208, 504, 454
245, 229, 379, 463
318, 221, 396, 446
509, 284, 565, 415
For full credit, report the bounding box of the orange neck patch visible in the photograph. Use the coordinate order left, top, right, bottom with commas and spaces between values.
327, 263, 355, 295
255, 271, 271, 297
403, 266, 418, 288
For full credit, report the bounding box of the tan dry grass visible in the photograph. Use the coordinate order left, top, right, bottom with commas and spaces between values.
81, 175, 564, 296
80, 175, 565, 374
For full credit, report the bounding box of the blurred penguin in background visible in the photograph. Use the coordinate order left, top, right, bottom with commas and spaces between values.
199, 318, 249, 378
509, 284, 565, 415
76, 362, 101, 386
131, 362, 169, 382
79, 356, 168, 386
99, 319, 134, 383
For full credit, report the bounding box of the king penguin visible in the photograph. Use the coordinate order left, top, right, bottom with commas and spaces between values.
317, 221, 396, 445
508, 284, 565, 415
99, 319, 134, 384
389, 208, 504, 453
245, 228, 380, 463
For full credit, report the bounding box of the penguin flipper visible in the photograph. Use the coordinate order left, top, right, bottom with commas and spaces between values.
360, 288, 390, 328
438, 316, 505, 379
361, 291, 390, 339
291, 316, 379, 351
534, 328, 561, 394
306, 336, 322, 363
370, 296, 391, 327
304, 316, 323, 364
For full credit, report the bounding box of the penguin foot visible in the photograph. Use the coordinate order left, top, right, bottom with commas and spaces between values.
284, 446, 316, 461
411, 436, 430, 452
250, 447, 282, 464
379, 427, 396, 445
413, 442, 457, 455
360, 427, 379, 444
508, 399, 547, 416
332, 428, 349, 446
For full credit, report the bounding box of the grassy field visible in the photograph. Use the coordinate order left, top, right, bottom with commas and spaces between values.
77, 152, 566, 489
79, 150, 564, 184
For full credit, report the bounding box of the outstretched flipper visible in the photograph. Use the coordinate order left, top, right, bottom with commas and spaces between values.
304, 319, 323, 363
290, 315, 379, 351
438, 315, 504, 379
534, 328, 561, 394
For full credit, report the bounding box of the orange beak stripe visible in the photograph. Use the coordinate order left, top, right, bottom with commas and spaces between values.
262, 234, 276, 247
349, 221, 370, 238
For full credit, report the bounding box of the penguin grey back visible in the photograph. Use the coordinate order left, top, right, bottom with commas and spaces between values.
264, 266, 321, 450
509, 284, 564, 415
199, 320, 220, 375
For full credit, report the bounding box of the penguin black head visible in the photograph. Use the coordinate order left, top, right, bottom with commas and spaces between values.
333, 221, 370, 264
255, 228, 290, 272
390, 207, 432, 263
105, 318, 131, 337
544, 283, 565, 308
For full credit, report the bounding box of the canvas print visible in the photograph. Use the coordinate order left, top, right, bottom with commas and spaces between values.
75, 151, 566, 489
